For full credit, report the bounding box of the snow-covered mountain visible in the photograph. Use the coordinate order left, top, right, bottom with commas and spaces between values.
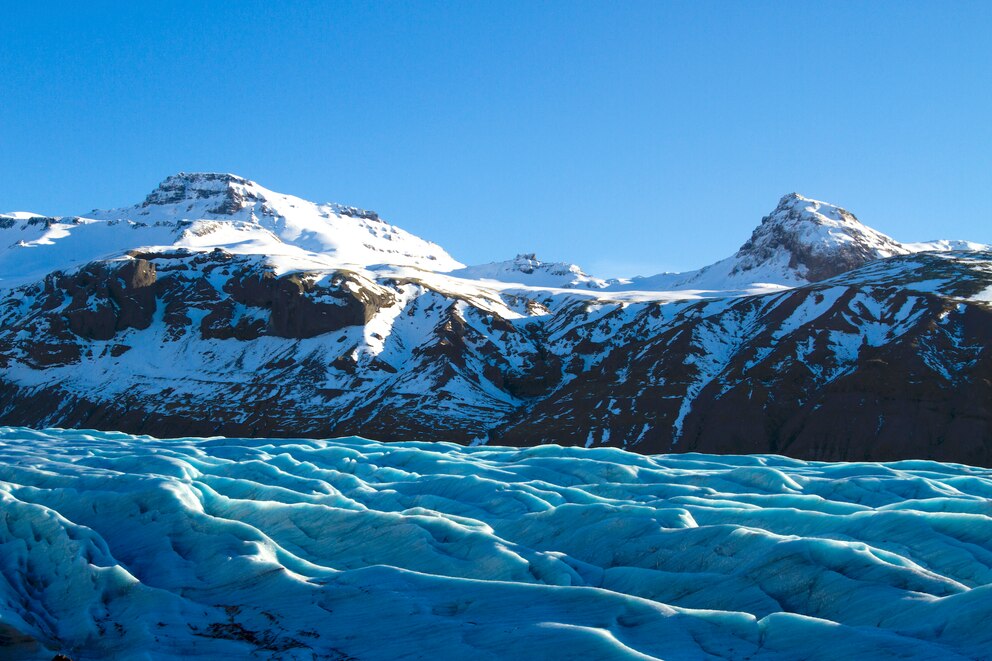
0, 172, 461, 290
1, 175, 991, 464
450, 253, 608, 289
3, 427, 990, 660
610, 193, 987, 292
3, 180, 985, 293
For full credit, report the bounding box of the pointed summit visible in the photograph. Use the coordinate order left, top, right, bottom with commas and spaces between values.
732, 193, 908, 282
611, 193, 922, 292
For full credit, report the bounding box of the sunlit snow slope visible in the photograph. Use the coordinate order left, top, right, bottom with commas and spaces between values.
1, 428, 991, 660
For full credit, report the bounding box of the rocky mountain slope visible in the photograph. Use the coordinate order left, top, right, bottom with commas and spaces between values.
1, 174, 991, 464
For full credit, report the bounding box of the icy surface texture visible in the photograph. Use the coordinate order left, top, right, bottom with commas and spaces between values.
1, 427, 991, 660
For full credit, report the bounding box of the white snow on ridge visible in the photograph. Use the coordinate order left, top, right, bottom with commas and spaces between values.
1, 212, 52, 220
3, 179, 990, 298
88, 173, 464, 271
974, 286, 992, 304
0, 214, 176, 289
607, 253, 805, 292
450, 253, 608, 289
905, 239, 991, 252
0, 173, 462, 289
1, 427, 991, 660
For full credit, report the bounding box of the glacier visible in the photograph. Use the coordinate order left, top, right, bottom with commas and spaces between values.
1, 429, 991, 659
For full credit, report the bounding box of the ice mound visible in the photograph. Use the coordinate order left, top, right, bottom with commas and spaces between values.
1, 427, 991, 660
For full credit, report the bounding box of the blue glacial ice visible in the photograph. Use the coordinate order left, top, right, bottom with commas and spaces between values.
0, 427, 991, 660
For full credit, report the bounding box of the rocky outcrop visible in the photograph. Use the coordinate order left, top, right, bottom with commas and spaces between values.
61, 259, 158, 340
219, 269, 393, 339
0, 253, 395, 364
141, 172, 259, 212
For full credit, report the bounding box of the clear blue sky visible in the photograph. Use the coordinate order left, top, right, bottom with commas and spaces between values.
2, 1, 990, 277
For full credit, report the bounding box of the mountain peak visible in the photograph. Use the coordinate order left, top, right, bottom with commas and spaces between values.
776, 191, 809, 205
734, 193, 908, 282
613, 193, 918, 292
0, 173, 465, 287
764, 192, 860, 226
142, 172, 262, 213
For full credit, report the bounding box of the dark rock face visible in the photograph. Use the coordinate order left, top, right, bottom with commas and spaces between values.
1, 249, 991, 466
332, 204, 380, 221
0, 252, 394, 365
142, 172, 257, 211
61, 259, 158, 341
223, 270, 393, 339
492, 283, 992, 467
